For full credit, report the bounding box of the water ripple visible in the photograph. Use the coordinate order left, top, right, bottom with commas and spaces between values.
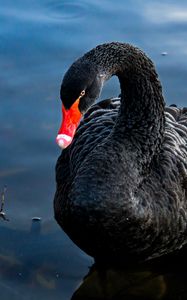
0, 0, 90, 24
46, 1, 88, 22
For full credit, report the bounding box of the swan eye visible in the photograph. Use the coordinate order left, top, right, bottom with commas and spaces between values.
79, 90, 85, 98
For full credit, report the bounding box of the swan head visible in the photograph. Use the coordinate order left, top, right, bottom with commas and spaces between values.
56, 59, 105, 149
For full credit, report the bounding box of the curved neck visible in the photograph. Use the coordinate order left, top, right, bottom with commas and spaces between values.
115, 72, 165, 161
84, 42, 165, 163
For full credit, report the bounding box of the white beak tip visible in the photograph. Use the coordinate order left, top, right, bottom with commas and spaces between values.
56, 134, 72, 149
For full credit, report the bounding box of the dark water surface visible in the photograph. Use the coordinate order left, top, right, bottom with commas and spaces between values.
1, 0, 187, 299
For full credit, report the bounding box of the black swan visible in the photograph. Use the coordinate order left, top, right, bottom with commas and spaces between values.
54, 42, 187, 262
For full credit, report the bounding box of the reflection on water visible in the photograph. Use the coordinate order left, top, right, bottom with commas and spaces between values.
1, 0, 187, 299
143, 2, 187, 24
72, 250, 187, 300
0, 220, 92, 300
72, 267, 167, 300
2, 219, 187, 300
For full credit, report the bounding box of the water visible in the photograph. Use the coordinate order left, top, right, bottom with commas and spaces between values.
0, 0, 187, 299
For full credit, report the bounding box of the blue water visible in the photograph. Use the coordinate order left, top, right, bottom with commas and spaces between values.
0, 0, 187, 299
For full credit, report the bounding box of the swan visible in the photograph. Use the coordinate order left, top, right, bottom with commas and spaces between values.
54, 42, 187, 262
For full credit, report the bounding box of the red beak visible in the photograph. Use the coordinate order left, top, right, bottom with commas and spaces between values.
56, 98, 82, 149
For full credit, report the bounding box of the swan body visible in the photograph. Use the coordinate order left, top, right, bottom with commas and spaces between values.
54, 42, 187, 262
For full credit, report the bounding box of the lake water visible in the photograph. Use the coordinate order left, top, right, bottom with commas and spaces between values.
0, 0, 187, 299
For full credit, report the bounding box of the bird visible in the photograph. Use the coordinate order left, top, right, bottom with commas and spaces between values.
54, 42, 187, 263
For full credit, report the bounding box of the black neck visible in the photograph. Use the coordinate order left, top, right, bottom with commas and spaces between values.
83, 42, 165, 164
114, 72, 165, 162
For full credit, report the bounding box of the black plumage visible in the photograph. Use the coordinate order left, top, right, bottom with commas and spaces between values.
54, 42, 187, 262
